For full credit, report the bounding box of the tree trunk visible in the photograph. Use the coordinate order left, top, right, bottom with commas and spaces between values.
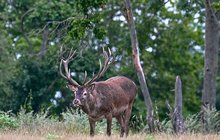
202, 0, 219, 110
172, 76, 184, 134
38, 26, 49, 59
124, 0, 155, 132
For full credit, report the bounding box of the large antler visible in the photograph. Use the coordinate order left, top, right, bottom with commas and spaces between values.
60, 46, 80, 87
84, 48, 113, 86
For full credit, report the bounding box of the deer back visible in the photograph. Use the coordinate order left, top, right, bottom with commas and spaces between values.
86, 76, 136, 118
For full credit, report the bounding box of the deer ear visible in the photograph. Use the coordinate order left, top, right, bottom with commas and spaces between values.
67, 84, 78, 92
86, 84, 95, 93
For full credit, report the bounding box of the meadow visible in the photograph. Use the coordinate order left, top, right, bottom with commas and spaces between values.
0, 108, 220, 140
0, 132, 220, 140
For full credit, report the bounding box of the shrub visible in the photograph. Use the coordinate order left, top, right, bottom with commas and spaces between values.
0, 107, 219, 135
61, 108, 119, 134
16, 107, 60, 134
140, 109, 220, 134
0, 111, 19, 130
61, 108, 90, 134
201, 108, 220, 133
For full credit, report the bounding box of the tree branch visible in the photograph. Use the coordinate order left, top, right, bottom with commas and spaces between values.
206, 0, 220, 29
20, 9, 34, 53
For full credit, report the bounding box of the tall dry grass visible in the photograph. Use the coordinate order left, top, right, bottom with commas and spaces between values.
1, 108, 220, 140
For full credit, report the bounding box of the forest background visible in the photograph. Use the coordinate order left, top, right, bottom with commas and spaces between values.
1, 0, 220, 134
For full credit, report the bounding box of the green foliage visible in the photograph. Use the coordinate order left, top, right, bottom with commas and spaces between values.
145, 135, 156, 140
213, 1, 220, 10
46, 133, 62, 139
1, 0, 110, 115
202, 108, 220, 133
0, 108, 119, 135
158, 119, 173, 134
75, 0, 109, 14
68, 18, 93, 40
61, 109, 90, 133
130, 113, 147, 132
155, 109, 220, 134
16, 107, 59, 134
66, 0, 108, 41
132, 106, 220, 134
0, 23, 17, 111
61, 108, 118, 134
10, 57, 59, 113
184, 113, 202, 133
0, 108, 219, 134
0, 111, 18, 130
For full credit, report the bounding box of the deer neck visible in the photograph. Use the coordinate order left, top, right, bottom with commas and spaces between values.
81, 94, 96, 114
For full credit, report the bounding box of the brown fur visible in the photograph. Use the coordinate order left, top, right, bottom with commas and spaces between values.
69, 76, 136, 137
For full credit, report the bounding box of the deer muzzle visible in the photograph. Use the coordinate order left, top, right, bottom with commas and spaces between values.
73, 99, 81, 106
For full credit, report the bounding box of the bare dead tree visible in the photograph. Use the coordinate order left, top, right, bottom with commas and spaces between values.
172, 76, 185, 134
202, 0, 219, 110
123, 0, 155, 132
201, 0, 220, 131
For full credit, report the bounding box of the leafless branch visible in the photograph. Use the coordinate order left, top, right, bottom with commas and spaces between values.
20, 9, 34, 52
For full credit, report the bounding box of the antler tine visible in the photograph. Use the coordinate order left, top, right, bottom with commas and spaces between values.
60, 45, 67, 59
60, 46, 80, 87
98, 49, 110, 76
69, 50, 77, 63
84, 48, 113, 86
59, 60, 67, 79
82, 71, 88, 84
98, 48, 113, 74
107, 47, 112, 59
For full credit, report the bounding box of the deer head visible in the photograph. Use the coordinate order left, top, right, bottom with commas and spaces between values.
60, 47, 113, 107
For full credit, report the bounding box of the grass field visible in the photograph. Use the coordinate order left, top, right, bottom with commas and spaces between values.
1, 109, 220, 140
0, 133, 219, 140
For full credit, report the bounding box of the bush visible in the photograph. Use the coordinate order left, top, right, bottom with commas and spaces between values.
16, 107, 60, 134
61, 108, 90, 134
0, 107, 219, 135
201, 108, 220, 133
155, 109, 220, 134
0, 111, 19, 130
61, 108, 119, 134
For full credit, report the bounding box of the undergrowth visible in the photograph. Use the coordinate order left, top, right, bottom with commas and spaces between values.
0, 111, 18, 130
0, 107, 219, 135
0, 108, 119, 135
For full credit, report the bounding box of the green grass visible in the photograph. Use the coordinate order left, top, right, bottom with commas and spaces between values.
0, 107, 219, 136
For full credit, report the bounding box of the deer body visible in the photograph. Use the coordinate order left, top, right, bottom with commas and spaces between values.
69, 76, 136, 136
60, 48, 136, 137
85, 76, 136, 118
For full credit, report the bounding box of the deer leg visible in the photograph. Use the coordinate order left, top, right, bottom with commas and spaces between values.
106, 114, 112, 136
116, 114, 125, 137
124, 106, 132, 136
89, 118, 96, 136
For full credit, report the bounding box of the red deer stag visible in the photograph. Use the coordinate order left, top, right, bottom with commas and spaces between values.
60, 48, 136, 137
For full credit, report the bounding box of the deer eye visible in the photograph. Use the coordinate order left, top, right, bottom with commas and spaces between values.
83, 91, 87, 96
